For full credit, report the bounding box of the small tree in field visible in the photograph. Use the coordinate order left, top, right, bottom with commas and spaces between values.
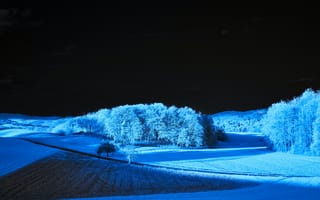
97, 142, 116, 158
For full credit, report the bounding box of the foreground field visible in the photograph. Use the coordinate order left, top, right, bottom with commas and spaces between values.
0, 142, 251, 199
1, 131, 320, 199
66, 183, 320, 200
17, 132, 320, 178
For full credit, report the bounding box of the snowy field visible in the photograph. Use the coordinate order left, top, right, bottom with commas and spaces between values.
1, 114, 320, 199
0, 137, 58, 176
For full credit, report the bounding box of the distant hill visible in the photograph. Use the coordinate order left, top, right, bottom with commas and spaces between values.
210, 109, 267, 133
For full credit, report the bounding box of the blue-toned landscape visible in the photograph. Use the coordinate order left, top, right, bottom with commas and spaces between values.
2, 2, 320, 199
1, 88, 320, 199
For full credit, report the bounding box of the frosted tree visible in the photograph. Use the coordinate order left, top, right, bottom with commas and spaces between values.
143, 103, 168, 143
311, 98, 320, 155
261, 100, 292, 151
262, 88, 320, 154
157, 105, 180, 145
93, 108, 111, 124
176, 107, 204, 147
52, 102, 221, 148
130, 104, 155, 144
291, 89, 319, 153
74, 116, 105, 135
105, 105, 144, 145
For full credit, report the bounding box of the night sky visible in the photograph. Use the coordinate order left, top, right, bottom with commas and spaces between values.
1, 2, 320, 116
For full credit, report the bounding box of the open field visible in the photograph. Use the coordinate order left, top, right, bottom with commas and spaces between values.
0, 143, 252, 199
1, 125, 320, 199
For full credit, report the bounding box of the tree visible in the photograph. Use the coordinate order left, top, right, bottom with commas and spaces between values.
96, 142, 116, 158
176, 107, 204, 147
105, 105, 144, 145
261, 88, 320, 155
261, 100, 294, 151
311, 100, 320, 155
75, 116, 105, 135
292, 89, 319, 153
52, 102, 222, 148
201, 115, 217, 147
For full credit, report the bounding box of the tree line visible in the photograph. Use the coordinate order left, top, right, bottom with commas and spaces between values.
261, 88, 320, 155
51, 103, 225, 148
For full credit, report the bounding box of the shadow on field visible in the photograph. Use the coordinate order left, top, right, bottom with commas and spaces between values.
218, 133, 267, 148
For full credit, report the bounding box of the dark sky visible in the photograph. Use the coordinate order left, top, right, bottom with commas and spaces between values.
1, 2, 320, 116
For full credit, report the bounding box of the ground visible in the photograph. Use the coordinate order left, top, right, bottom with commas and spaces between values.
0, 116, 320, 199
